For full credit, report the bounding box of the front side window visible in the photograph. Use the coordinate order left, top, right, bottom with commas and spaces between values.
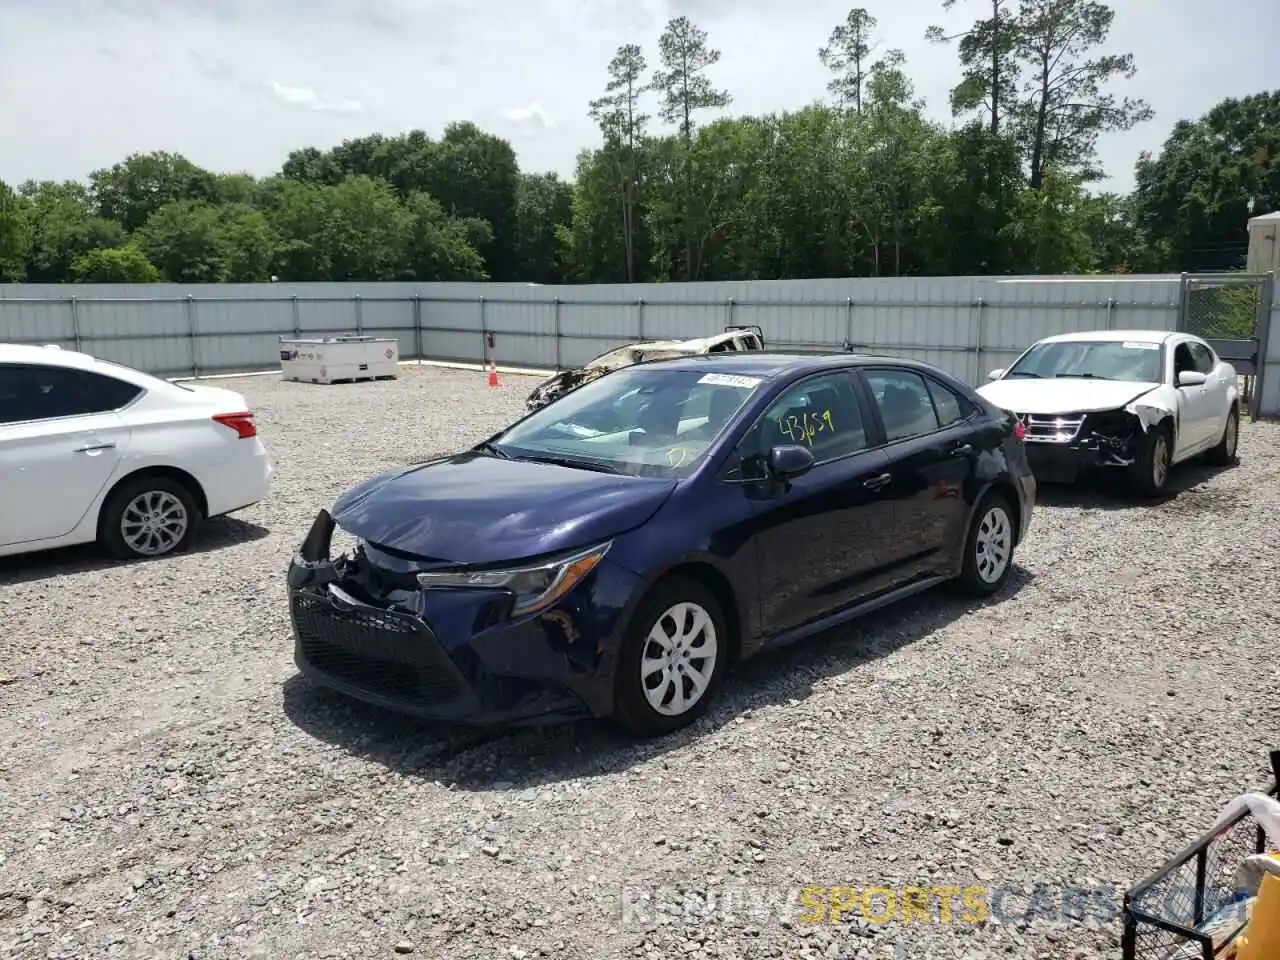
1189, 342, 1217, 374
0, 364, 142, 424
1005, 340, 1163, 383
494, 367, 761, 477
864, 369, 945, 442
728, 372, 868, 481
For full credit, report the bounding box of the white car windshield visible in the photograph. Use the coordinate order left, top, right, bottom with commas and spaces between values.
493, 366, 762, 477
1005, 340, 1163, 382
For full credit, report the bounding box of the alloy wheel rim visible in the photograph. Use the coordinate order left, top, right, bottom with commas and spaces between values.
121, 491, 188, 556
1226, 413, 1238, 457
641, 602, 718, 716
974, 506, 1011, 584
1152, 436, 1169, 487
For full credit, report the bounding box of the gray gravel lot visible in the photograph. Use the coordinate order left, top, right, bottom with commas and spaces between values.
2, 363, 1278, 960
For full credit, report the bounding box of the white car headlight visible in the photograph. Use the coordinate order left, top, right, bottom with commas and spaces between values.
415, 542, 611, 617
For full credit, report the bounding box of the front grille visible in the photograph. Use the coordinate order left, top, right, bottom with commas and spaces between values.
1013, 412, 1085, 443
291, 589, 466, 706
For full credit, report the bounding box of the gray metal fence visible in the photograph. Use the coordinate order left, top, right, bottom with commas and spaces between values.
1, 273, 1276, 417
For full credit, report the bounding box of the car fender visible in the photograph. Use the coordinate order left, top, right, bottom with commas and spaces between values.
1125, 385, 1177, 435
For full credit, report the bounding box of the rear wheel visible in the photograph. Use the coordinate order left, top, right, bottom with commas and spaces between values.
1128, 421, 1173, 497
956, 490, 1016, 596
613, 576, 727, 737
99, 475, 203, 560
1204, 404, 1239, 466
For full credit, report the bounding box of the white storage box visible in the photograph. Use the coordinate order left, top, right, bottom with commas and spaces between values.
279, 335, 399, 384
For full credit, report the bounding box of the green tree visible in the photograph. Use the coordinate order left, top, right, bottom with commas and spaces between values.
819, 8, 880, 114
0, 181, 32, 281
652, 17, 732, 143
1134, 91, 1280, 272
69, 244, 162, 283
15, 180, 126, 283
512, 173, 573, 282
89, 151, 218, 232
134, 200, 233, 282
589, 44, 652, 281
1011, 0, 1152, 188
926, 0, 1021, 138
998, 165, 1095, 272
402, 192, 490, 281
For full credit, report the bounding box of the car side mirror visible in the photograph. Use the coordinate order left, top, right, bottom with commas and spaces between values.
987, 368, 1005, 381
1177, 370, 1207, 387
768, 444, 814, 479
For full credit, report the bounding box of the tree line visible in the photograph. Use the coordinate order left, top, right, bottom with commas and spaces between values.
0, 1, 1276, 286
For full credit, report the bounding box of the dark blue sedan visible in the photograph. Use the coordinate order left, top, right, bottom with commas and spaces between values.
287, 352, 1036, 737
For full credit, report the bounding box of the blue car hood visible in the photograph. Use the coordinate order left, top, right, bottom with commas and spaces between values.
330, 452, 677, 565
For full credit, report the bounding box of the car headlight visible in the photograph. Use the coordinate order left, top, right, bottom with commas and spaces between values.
415, 542, 611, 617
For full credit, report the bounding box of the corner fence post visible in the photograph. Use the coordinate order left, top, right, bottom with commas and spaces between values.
1253, 271, 1275, 422
185, 295, 199, 379
553, 297, 562, 370
1176, 272, 1191, 332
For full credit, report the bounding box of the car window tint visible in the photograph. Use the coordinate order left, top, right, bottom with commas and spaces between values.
734, 372, 868, 480
865, 370, 942, 442
1189, 342, 1216, 374
924, 377, 968, 428
0, 364, 141, 424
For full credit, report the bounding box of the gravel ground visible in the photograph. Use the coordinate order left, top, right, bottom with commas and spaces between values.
2, 363, 1277, 960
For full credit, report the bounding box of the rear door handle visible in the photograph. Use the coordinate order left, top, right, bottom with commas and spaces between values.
863, 473, 891, 490
73, 442, 115, 453
950, 443, 974, 458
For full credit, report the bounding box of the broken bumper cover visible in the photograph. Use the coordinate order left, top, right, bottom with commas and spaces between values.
1022, 409, 1142, 483
285, 510, 642, 727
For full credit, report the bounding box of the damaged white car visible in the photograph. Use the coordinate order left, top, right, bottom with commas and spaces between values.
977, 330, 1240, 496
525, 326, 765, 410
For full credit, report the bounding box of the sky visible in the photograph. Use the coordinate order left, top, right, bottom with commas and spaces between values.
0, 0, 1276, 196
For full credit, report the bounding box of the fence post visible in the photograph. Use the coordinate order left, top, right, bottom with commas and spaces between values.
637, 298, 645, 341
479, 296, 486, 362
413, 294, 423, 363
185, 295, 199, 379
726, 297, 734, 331
70, 296, 82, 352
353, 294, 363, 335
1176, 273, 1191, 332
553, 297, 562, 370
972, 297, 986, 384
291, 295, 300, 337
845, 297, 854, 350
1252, 271, 1275, 423
1105, 297, 1116, 330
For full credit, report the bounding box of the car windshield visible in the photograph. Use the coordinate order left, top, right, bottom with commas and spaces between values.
492, 366, 763, 478
1005, 340, 1163, 382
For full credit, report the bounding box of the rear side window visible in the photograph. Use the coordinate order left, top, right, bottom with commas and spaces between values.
924, 377, 970, 428
0, 364, 143, 424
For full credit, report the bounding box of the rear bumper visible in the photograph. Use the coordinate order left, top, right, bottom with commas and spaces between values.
207, 441, 275, 516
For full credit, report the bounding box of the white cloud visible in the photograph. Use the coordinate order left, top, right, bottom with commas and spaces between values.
269, 81, 363, 115
502, 102, 554, 131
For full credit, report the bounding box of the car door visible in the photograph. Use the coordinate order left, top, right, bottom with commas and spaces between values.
722, 370, 896, 639
1188, 339, 1228, 445
0, 363, 138, 547
856, 367, 978, 580
1170, 341, 1215, 452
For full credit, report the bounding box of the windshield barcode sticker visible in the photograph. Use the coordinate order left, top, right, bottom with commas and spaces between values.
1121, 341, 1160, 350
698, 373, 761, 388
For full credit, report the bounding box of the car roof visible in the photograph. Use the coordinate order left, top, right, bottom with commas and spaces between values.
627, 351, 953, 381
0, 343, 102, 369
1034, 329, 1180, 345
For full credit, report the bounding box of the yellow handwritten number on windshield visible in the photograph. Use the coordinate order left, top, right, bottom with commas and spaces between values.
780, 409, 835, 445
667, 447, 689, 467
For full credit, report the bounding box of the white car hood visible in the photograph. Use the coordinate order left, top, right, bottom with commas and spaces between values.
977, 377, 1160, 415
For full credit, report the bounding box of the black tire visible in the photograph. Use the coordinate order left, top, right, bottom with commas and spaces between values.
612, 575, 729, 738
1204, 404, 1239, 467
1127, 420, 1173, 498
98, 474, 203, 561
956, 489, 1016, 596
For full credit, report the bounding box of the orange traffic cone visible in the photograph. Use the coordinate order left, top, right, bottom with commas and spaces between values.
487, 360, 501, 388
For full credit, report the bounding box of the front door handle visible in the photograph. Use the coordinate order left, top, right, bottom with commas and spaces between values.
863, 472, 891, 490
73, 442, 115, 453
950, 443, 974, 458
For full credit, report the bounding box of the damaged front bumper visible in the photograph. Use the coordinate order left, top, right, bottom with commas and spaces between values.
1018, 408, 1148, 483
285, 509, 642, 727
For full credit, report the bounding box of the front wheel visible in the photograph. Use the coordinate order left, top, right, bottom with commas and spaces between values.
1128, 421, 1173, 497
612, 576, 727, 737
956, 490, 1016, 596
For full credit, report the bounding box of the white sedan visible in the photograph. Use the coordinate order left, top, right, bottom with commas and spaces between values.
977, 329, 1239, 496
0, 344, 275, 560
